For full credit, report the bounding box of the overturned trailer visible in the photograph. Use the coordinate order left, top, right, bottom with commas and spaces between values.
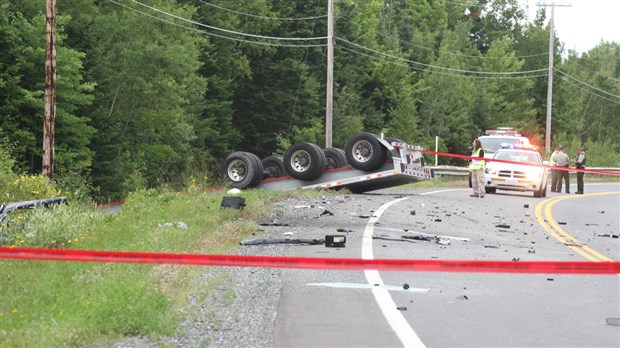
221, 132, 433, 193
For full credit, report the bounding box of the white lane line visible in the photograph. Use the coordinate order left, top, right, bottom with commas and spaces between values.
362, 189, 464, 348
362, 196, 426, 348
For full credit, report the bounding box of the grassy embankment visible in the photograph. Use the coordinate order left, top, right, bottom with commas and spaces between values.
0, 186, 324, 347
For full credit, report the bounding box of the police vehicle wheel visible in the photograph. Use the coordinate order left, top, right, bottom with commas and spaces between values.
284, 142, 326, 181
261, 156, 287, 179
222, 152, 263, 189
346, 132, 387, 171
323, 147, 348, 170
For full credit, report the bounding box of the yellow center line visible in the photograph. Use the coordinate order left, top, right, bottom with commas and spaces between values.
535, 192, 619, 263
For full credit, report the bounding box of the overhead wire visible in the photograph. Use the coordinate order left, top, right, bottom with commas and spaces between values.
564, 61, 620, 83
336, 37, 549, 75
196, 0, 327, 21
557, 75, 620, 105
106, 0, 326, 47
130, 0, 327, 41
554, 69, 620, 101
335, 45, 548, 80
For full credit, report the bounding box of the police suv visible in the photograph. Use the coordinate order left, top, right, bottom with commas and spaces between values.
469, 128, 532, 187
483, 144, 549, 198
478, 128, 530, 159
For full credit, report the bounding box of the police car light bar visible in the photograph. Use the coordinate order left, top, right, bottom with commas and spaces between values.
485, 128, 518, 136
500, 143, 539, 151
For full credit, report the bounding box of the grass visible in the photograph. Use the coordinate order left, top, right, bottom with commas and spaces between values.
0, 187, 325, 347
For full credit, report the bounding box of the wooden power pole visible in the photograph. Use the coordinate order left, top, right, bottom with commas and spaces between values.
537, 2, 571, 153
43, 0, 57, 180
325, 0, 334, 148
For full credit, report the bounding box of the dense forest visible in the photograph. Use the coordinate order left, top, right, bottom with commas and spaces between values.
1, 0, 619, 201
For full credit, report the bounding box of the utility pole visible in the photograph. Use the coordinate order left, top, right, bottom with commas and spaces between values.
325, 0, 334, 148
537, 2, 570, 153
43, 0, 57, 181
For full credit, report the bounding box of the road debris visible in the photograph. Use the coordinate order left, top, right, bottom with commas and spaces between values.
456, 295, 469, 300
403, 283, 410, 290
158, 221, 188, 230
240, 238, 324, 246
495, 224, 510, 229
336, 228, 353, 233
396, 306, 407, 311
319, 209, 334, 217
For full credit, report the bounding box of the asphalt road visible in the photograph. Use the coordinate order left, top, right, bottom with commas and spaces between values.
256, 182, 620, 348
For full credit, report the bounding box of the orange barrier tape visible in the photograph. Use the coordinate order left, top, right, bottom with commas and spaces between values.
422, 150, 620, 176
1, 247, 619, 274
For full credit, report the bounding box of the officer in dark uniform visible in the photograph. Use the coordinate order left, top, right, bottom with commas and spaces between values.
573, 146, 586, 194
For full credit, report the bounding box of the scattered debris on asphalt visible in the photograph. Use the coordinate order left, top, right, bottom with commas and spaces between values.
336, 228, 353, 233
495, 224, 510, 229
558, 221, 567, 225
484, 244, 500, 249
457, 295, 469, 300
403, 283, 410, 290
396, 306, 407, 311
523, 204, 529, 208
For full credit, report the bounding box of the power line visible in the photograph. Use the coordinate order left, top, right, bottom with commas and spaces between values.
565, 61, 620, 83
336, 37, 549, 75
130, 0, 327, 41
557, 75, 620, 105
106, 0, 326, 47
336, 45, 548, 80
337, 15, 549, 59
555, 69, 620, 100
196, 0, 327, 21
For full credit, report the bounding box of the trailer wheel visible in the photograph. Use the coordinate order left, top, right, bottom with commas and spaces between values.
262, 156, 287, 179
284, 142, 326, 180
222, 152, 263, 189
323, 147, 348, 169
345, 132, 387, 171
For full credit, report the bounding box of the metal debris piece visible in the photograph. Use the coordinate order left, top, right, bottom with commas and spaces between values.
606, 318, 620, 326
495, 224, 510, 229
359, 214, 371, 218
158, 221, 188, 230
319, 209, 334, 217
484, 244, 500, 249
240, 238, 324, 246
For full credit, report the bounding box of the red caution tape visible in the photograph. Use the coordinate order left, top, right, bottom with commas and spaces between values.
1, 247, 619, 274
422, 150, 620, 176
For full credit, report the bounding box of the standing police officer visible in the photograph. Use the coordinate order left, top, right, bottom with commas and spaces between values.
572, 146, 586, 194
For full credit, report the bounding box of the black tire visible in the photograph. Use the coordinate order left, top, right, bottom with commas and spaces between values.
261, 156, 287, 179
284, 142, 326, 180
345, 132, 388, 171
323, 147, 348, 170
221, 152, 263, 189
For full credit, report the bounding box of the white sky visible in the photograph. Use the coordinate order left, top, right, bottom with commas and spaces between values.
520, 0, 620, 53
